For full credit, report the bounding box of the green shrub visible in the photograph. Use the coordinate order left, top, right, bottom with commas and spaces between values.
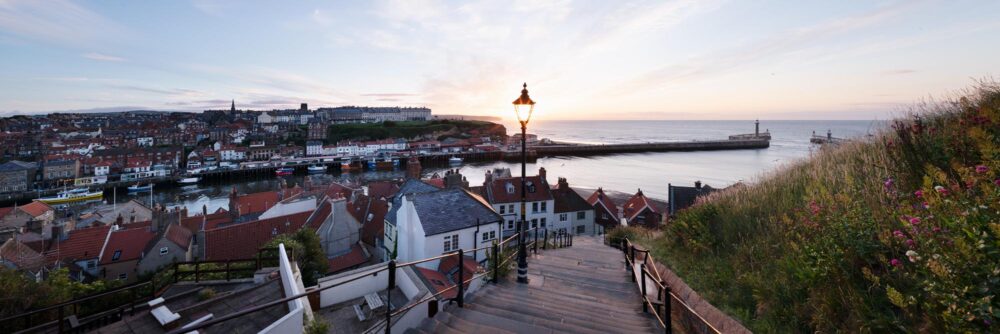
304, 316, 330, 334
654, 82, 1000, 332
197, 288, 216, 301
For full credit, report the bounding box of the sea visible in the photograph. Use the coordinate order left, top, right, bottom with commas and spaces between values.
90, 120, 884, 215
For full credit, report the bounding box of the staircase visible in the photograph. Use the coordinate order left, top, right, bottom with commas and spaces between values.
407, 236, 660, 333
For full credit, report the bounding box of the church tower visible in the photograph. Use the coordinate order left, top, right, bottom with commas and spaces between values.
231, 99, 236, 113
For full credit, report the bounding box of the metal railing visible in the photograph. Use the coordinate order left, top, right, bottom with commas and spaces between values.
622, 238, 721, 334
170, 226, 564, 334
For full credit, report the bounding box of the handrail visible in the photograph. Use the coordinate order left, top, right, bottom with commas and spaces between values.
623, 238, 722, 334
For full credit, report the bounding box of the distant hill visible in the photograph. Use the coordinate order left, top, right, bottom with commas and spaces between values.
647, 82, 1000, 332
326, 120, 507, 142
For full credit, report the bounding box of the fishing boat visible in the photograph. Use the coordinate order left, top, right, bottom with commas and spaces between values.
37, 188, 103, 204
275, 167, 294, 176
128, 184, 152, 193
178, 177, 200, 185
307, 164, 327, 173
449, 156, 463, 165
366, 158, 377, 170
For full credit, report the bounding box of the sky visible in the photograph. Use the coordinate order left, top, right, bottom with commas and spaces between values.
0, 0, 998, 121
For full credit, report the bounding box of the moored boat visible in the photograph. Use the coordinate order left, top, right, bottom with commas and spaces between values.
128, 184, 152, 193
275, 167, 294, 176
449, 156, 463, 165
37, 188, 103, 204
307, 164, 327, 173
178, 177, 200, 185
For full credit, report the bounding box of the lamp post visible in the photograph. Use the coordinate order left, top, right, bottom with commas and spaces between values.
513, 83, 535, 284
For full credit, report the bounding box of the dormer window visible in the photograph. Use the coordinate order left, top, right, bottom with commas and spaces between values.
526, 181, 536, 193
505, 182, 515, 194
111, 250, 121, 261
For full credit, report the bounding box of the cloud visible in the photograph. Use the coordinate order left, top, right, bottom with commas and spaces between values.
881, 69, 917, 75
82, 52, 126, 62
0, 0, 127, 47
107, 84, 202, 96
361, 93, 418, 97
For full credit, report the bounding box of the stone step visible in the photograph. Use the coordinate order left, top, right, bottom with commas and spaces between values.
530, 261, 631, 284
535, 272, 637, 295
497, 283, 643, 311
485, 288, 652, 325
470, 300, 650, 333
437, 310, 516, 334
533, 253, 627, 270
464, 302, 607, 334
450, 306, 560, 334
531, 255, 629, 276
474, 292, 656, 332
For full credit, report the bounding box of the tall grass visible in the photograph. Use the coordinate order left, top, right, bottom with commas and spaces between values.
651, 82, 1000, 333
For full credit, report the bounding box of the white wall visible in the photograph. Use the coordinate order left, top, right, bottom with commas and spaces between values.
260, 243, 305, 334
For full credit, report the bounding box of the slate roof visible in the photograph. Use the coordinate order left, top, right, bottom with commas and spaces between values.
0, 160, 35, 172
386, 179, 442, 227
668, 183, 718, 215
409, 188, 502, 236
100, 227, 156, 265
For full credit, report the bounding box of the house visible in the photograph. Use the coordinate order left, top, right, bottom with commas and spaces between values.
306, 140, 324, 156
0, 201, 55, 236
42, 159, 79, 184
551, 177, 598, 236
348, 194, 389, 261
478, 167, 554, 237
97, 199, 153, 225
394, 186, 503, 269
201, 211, 313, 261
0, 238, 48, 281
667, 181, 719, 216
44, 225, 113, 281
310, 196, 370, 273
100, 226, 156, 283
137, 223, 193, 275
384, 179, 442, 261
0, 160, 37, 193
621, 189, 663, 228
587, 187, 621, 231
94, 161, 112, 176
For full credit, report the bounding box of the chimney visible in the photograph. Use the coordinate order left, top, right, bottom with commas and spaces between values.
406, 156, 422, 179
538, 167, 547, 182
695, 180, 702, 189
557, 177, 568, 189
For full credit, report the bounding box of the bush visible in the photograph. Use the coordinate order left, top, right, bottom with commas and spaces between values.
197, 288, 216, 301
304, 316, 330, 334
655, 82, 1000, 332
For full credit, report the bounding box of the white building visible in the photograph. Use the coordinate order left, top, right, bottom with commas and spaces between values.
389, 180, 502, 268
479, 168, 556, 237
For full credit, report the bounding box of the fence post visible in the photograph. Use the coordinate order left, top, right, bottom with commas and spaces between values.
665, 284, 673, 334
386, 260, 396, 334
173, 262, 179, 283
640, 264, 648, 313
130, 287, 137, 316
533, 228, 538, 254
492, 242, 499, 283
225, 261, 231, 281
195, 262, 200, 282
543, 230, 549, 250
58, 305, 63, 334
457, 249, 465, 308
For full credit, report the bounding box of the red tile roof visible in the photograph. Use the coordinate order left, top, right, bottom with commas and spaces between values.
349, 195, 388, 245
622, 189, 658, 221
234, 191, 280, 216
415, 267, 458, 299
20, 201, 53, 218
425, 178, 445, 189
165, 224, 193, 249
45, 225, 112, 262
1, 238, 46, 272
203, 211, 312, 261
305, 199, 333, 231
327, 244, 369, 274
367, 181, 400, 199
100, 227, 156, 265
482, 175, 552, 204
180, 210, 232, 232
586, 188, 619, 217
438, 255, 479, 287
0, 206, 14, 218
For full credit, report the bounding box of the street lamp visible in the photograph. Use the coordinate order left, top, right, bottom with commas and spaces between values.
513, 83, 535, 284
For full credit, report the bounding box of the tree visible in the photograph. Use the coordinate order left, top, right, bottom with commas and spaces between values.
264, 229, 328, 286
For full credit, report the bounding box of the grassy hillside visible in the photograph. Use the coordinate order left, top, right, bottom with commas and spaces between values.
648, 83, 1000, 333
325, 120, 506, 142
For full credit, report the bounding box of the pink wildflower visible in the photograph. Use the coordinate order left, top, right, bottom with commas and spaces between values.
994, 178, 1000, 186
909, 217, 921, 225
934, 185, 948, 195
890, 259, 902, 267
913, 190, 923, 198
906, 239, 916, 248
976, 165, 988, 174
893, 230, 905, 238
883, 178, 894, 191
922, 202, 929, 209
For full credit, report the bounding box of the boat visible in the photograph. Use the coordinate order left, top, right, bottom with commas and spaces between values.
366, 158, 377, 170
178, 177, 200, 185
449, 156, 463, 165
37, 188, 103, 204
275, 167, 294, 176
307, 164, 327, 173
376, 157, 395, 171
128, 184, 152, 193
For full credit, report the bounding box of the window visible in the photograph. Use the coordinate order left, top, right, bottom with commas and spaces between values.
159, 247, 169, 255
443, 234, 459, 252
490, 231, 496, 240
507, 220, 514, 230
540, 218, 546, 228
482, 231, 496, 242
508, 205, 514, 213
577, 225, 586, 234
499, 205, 505, 214
111, 250, 121, 261
531, 219, 537, 228
559, 213, 568, 222
577, 211, 586, 220
532, 202, 538, 213
540, 202, 547, 212
86, 260, 96, 269
118, 273, 127, 280
602, 213, 609, 220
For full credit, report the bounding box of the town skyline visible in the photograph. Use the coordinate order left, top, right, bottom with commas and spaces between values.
2, 1, 999, 120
